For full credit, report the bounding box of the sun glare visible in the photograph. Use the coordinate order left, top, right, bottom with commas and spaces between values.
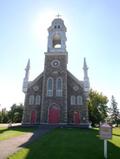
31, 10, 62, 51
32, 10, 59, 40
32, 9, 69, 45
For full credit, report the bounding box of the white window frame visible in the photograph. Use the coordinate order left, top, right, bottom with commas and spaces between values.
35, 95, 41, 105
29, 95, 34, 105
56, 77, 63, 97
71, 95, 76, 105
47, 77, 53, 96
77, 96, 83, 105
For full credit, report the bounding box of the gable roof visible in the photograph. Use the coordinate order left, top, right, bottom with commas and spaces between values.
67, 70, 84, 88
27, 70, 83, 88
28, 72, 44, 88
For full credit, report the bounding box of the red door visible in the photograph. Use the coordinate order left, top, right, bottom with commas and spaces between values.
73, 112, 80, 124
31, 111, 36, 124
48, 107, 60, 123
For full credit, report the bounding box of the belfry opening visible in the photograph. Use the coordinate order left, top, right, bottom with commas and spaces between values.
52, 33, 61, 48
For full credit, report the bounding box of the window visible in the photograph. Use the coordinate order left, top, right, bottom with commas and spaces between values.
56, 77, 62, 96
58, 25, 60, 29
29, 95, 34, 105
71, 96, 76, 105
77, 96, 83, 105
35, 95, 41, 105
47, 77, 53, 96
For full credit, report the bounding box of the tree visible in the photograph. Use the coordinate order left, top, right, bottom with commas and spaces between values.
110, 95, 119, 126
0, 104, 23, 123
8, 104, 23, 123
88, 89, 108, 126
0, 108, 8, 123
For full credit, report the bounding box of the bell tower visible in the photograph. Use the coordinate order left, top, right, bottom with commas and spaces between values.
47, 17, 67, 53
41, 17, 68, 124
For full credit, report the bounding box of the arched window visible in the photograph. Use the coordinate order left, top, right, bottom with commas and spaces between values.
52, 33, 61, 48
77, 96, 83, 105
47, 77, 53, 96
29, 95, 34, 105
56, 77, 62, 96
35, 95, 41, 105
71, 96, 76, 105
58, 25, 60, 29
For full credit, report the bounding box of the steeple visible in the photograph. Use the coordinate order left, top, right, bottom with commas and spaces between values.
83, 58, 90, 93
47, 18, 67, 53
22, 59, 30, 93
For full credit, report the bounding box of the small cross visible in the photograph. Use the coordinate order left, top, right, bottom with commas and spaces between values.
56, 14, 61, 18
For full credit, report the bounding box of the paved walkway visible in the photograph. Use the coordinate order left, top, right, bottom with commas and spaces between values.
0, 127, 52, 159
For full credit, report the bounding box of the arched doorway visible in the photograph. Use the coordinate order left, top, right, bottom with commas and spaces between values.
31, 111, 36, 124
73, 111, 80, 124
48, 106, 60, 123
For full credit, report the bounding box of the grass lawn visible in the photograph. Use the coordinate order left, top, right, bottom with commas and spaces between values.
8, 127, 120, 159
0, 126, 36, 141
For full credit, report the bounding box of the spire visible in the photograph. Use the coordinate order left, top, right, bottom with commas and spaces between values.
25, 59, 30, 79
83, 58, 88, 79
83, 57, 88, 70
22, 59, 30, 93
83, 58, 90, 93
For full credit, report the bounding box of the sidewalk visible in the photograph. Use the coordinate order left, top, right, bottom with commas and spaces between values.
0, 127, 52, 159
0, 133, 33, 159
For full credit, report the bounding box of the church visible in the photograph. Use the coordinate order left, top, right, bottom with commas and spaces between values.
22, 17, 90, 127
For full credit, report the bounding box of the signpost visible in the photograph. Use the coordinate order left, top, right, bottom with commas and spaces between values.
100, 123, 112, 159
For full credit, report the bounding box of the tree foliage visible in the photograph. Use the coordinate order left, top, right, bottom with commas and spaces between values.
88, 89, 108, 126
0, 104, 23, 123
0, 108, 8, 123
110, 95, 120, 126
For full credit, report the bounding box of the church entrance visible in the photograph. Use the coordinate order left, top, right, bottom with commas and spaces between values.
73, 111, 80, 124
48, 106, 60, 123
31, 111, 36, 124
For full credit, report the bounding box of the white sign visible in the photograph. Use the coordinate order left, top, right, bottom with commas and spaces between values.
99, 123, 112, 159
100, 123, 112, 139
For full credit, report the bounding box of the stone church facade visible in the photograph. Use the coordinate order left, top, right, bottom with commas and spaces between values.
22, 17, 90, 127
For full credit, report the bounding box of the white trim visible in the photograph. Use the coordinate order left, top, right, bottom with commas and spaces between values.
35, 95, 41, 105
71, 95, 76, 105
47, 77, 54, 96
51, 59, 60, 68
45, 52, 68, 56
77, 96, 83, 105
29, 95, 34, 105
56, 77, 63, 97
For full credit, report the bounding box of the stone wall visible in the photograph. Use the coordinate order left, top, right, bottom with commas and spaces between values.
41, 53, 68, 123
23, 75, 43, 124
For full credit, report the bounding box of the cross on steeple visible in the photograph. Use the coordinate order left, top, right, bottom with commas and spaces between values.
56, 14, 61, 18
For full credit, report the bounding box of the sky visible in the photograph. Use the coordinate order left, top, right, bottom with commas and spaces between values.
0, 0, 120, 110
